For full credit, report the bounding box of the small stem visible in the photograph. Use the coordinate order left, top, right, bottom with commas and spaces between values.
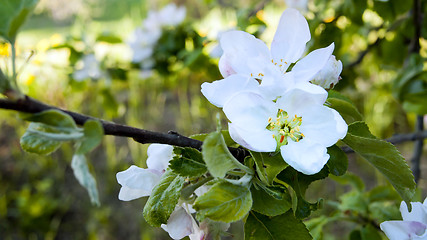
181, 176, 214, 200
411, 115, 424, 183
11, 43, 17, 87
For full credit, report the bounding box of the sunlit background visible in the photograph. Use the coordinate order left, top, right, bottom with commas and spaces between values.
1, 0, 426, 239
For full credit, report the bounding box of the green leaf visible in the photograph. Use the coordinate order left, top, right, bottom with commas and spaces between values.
96, 33, 122, 43
250, 151, 288, 185
327, 97, 363, 124
392, 54, 424, 101
361, 224, 382, 240
143, 170, 185, 227
342, 121, 416, 204
277, 167, 328, 219
0, 69, 11, 93
244, 211, 312, 240
367, 185, 400, 203
76, 120, 104, 154
202, 131, 250, 178
20, 123, 63, 155
193, 181, 252, 223
71, 154, 100, 206
191, 130, 236, 146
21, 109, 79, 131
330, 173, 365, 192
305, 215, 338, 240
170, 147, 207, 177
326, 145, 348, 176
339, 191, 368, 214
251, 185, 292, 217
0, 0, 39, 43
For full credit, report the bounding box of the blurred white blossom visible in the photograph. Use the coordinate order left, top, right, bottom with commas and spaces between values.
72, 54, 103, 81
284, 0, 308, 13
128, 3, 186, 77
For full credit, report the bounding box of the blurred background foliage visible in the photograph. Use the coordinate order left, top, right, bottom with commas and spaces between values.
0, 0, 426, 239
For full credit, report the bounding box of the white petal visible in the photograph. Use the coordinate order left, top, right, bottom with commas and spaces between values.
223, 91, 276, 130
276, 84, 327, 116
280, 139, 329, 175
311, 55, 343, 89
299, 106, 348, 147
220, 31, 271, 76
380, 221, 427, 240
292, 43, 335, 83
118, 186, 150, 201
229, 123, 277, 152
161, 207, 194, 239
218, 54, 237, 78
116, 165, 162, 201
271, 8, 311, 68
201, 74, 259, 108
257, 63, 293, 99
146, 144, 174, 172
401, 201, 427, 225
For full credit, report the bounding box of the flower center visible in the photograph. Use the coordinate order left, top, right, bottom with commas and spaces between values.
266, 109, 304, 149
250, 73, 264, 84
271, 59, 288, 74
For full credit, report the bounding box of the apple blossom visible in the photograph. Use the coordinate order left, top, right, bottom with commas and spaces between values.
311, 55, 343, 90
284, 0, 308, 13
128, 3, 186, 77
380, 198, 427, 240
72, 54, 103, 81
116, 144, 173, 201
201, 8, 337, 107
222, 83, 347, 175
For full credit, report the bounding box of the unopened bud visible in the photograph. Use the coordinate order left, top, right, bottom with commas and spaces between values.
311, 55, 343, 90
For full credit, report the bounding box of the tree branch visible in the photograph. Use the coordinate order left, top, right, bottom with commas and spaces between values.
0, 95, 248, 161
1, 95, 426, 162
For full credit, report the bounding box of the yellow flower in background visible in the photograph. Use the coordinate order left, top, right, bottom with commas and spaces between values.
23, 74, 36, 86
49, 33, 63, 47
0, 43, 10, 57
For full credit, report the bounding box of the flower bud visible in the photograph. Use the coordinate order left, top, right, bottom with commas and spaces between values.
311, 55, 342, 90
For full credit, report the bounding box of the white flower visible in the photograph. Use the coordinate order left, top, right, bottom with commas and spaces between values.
157, 3, 186, 27
128, 3, 186, 77
284, 0, 308, 13
128, 27, 161, 63
161, 204, 205, 240
222, 83, 347, 175
311, 55, 343, 90
72, 54, 103, 81
116, 144, 173, 201
201, 8, 335, 107
380, 198, 427, 240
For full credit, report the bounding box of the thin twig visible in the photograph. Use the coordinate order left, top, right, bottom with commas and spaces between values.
409, 0, 423, 183
1, 95, 426, 160
345, 14, 409, 69
0, 96, 248, 161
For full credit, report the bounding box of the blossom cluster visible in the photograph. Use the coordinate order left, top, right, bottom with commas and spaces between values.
201, 8, 347, 175
128, 3, 186, 78
116, 144, 210, 240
